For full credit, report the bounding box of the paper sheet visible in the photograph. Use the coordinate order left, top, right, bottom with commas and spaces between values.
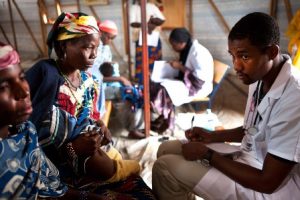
160, 79, 190, 106
151, 61, 179, 83
206, 143, 242, 160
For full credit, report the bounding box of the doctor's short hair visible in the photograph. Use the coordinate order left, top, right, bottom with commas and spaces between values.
228, 12, 280, 50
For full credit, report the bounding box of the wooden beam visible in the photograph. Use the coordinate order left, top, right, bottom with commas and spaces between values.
12, 0, 43, 55
89, 6, 100, 21
141, 0, 150, 137
122, 0, 132, 80
208, 0, 230, 33
37, 0, 47, 57
76, 0, 81, 12
270, 0, 278, 19
284, 0, 293, 22
0, 24, 11, 45
55, 0, 62, 16
188, 0, 193, 35
8, 0, 17, 51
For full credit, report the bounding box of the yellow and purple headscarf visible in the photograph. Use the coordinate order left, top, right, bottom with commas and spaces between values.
0, 43, 20, 71
47, 12, 99, 57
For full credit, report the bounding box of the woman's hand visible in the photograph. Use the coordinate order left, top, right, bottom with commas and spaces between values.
96, 120, 112, 146
169, 60, 184, 71
181, 142, 208, 161
185, 127, 214, 143
71, 131, 101, 157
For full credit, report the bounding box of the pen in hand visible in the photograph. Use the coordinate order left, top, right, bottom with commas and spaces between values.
190, 116, 203, 142
191, 116, 194, 131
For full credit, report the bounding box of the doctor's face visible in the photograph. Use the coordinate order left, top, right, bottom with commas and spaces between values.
228, 38, 272, 85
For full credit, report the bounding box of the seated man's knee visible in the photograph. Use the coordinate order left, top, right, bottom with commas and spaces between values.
157, 140, 182, 158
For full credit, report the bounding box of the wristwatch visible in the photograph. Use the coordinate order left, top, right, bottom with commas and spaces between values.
197, 149, 214, 167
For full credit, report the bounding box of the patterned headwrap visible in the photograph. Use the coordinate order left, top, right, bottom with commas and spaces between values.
47, 12, 99, 57
0, 42, 20, 71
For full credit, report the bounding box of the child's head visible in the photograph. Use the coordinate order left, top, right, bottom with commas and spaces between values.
0, 43, 32, 127
228, 12, 280, 50
99, 62, 114, 77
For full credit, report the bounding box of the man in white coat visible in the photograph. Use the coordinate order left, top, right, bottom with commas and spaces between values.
152, 12, 300, 200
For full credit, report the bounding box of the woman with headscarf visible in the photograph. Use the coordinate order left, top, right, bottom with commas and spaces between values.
0, 42, 106, 200
26, 12, 155, 199
89, 19, 146, 139
130, 0, 165, 84
150, 28, 214, 133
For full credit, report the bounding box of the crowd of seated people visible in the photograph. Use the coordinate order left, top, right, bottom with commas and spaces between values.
2, 7, 299, 200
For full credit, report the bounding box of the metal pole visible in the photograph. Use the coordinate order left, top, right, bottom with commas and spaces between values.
141, 0, 150, 137
122, 0, 132, 80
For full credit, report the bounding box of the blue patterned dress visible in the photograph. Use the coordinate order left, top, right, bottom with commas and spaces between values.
0, 121, 67, 199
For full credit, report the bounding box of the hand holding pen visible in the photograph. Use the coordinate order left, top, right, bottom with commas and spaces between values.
185, 116, 206, 142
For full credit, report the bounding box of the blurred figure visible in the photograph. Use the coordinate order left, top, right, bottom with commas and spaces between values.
130, 0, 165, 84
150, 28, 213, 134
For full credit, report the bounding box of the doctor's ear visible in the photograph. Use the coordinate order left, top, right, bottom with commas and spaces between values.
266, 44, 279, 60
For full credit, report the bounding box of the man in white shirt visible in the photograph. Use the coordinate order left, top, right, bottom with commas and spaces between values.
152, 12, 300, 200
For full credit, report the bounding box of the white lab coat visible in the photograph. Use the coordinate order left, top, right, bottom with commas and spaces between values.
161, 40, 214, 106
193, 56, 300, 200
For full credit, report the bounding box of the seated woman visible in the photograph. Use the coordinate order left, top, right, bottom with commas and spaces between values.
25, 12, 155, 199
150, 27, 214, 134
0, 43, 104, 200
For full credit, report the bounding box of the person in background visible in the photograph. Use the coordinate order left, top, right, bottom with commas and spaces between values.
130, 0, 165, 84
25, 12, 155, 199
90, 19, 146, 139
88, 19, 119, 118
100, 61, 132, 99
152, 12, 300, 200
150, 28, 214, 134
99, 61, 145, 139
0, 43, 104, 200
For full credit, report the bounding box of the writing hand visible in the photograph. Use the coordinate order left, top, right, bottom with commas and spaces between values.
185, 127, 213, 143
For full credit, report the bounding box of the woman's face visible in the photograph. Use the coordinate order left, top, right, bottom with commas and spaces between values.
101, 32, 116, 45
64, 33, 100, 71
169, 39, 186, 53
0, 65, 32, 127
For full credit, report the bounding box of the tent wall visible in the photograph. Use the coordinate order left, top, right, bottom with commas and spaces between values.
1, 0, 300, 69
